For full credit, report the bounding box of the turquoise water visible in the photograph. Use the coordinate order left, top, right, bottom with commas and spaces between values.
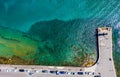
0, 0, 120, 76
0, 0, 119, 32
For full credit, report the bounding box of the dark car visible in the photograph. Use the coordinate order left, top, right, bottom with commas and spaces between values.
42, 70, 48, 73
77, 72, 83, 75
59, 71, 66, 74
50, 70, 57, 74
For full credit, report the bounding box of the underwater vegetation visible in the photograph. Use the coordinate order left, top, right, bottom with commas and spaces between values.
0, 19, 97, 67
29, 19, 97, 66
0, 26, 38, 64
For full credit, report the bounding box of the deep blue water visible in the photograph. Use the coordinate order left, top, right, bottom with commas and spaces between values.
0, 0, 120, 76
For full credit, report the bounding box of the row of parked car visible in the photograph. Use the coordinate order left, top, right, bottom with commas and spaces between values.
3, 68, 101, 77
42, 70, 79, 75
41, 70, 101, 77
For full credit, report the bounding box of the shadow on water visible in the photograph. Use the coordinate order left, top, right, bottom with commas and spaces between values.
92, 29, 99, 66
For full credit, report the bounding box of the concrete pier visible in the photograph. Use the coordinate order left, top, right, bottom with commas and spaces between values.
94, 27, 117, 77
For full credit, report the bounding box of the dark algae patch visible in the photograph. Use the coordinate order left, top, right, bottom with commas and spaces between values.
29, 19, 97, 66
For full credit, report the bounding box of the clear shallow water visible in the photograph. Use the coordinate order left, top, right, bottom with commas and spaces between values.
0, 0, 120, 76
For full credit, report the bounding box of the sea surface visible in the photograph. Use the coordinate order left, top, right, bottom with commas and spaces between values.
0, 0, 120, 76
